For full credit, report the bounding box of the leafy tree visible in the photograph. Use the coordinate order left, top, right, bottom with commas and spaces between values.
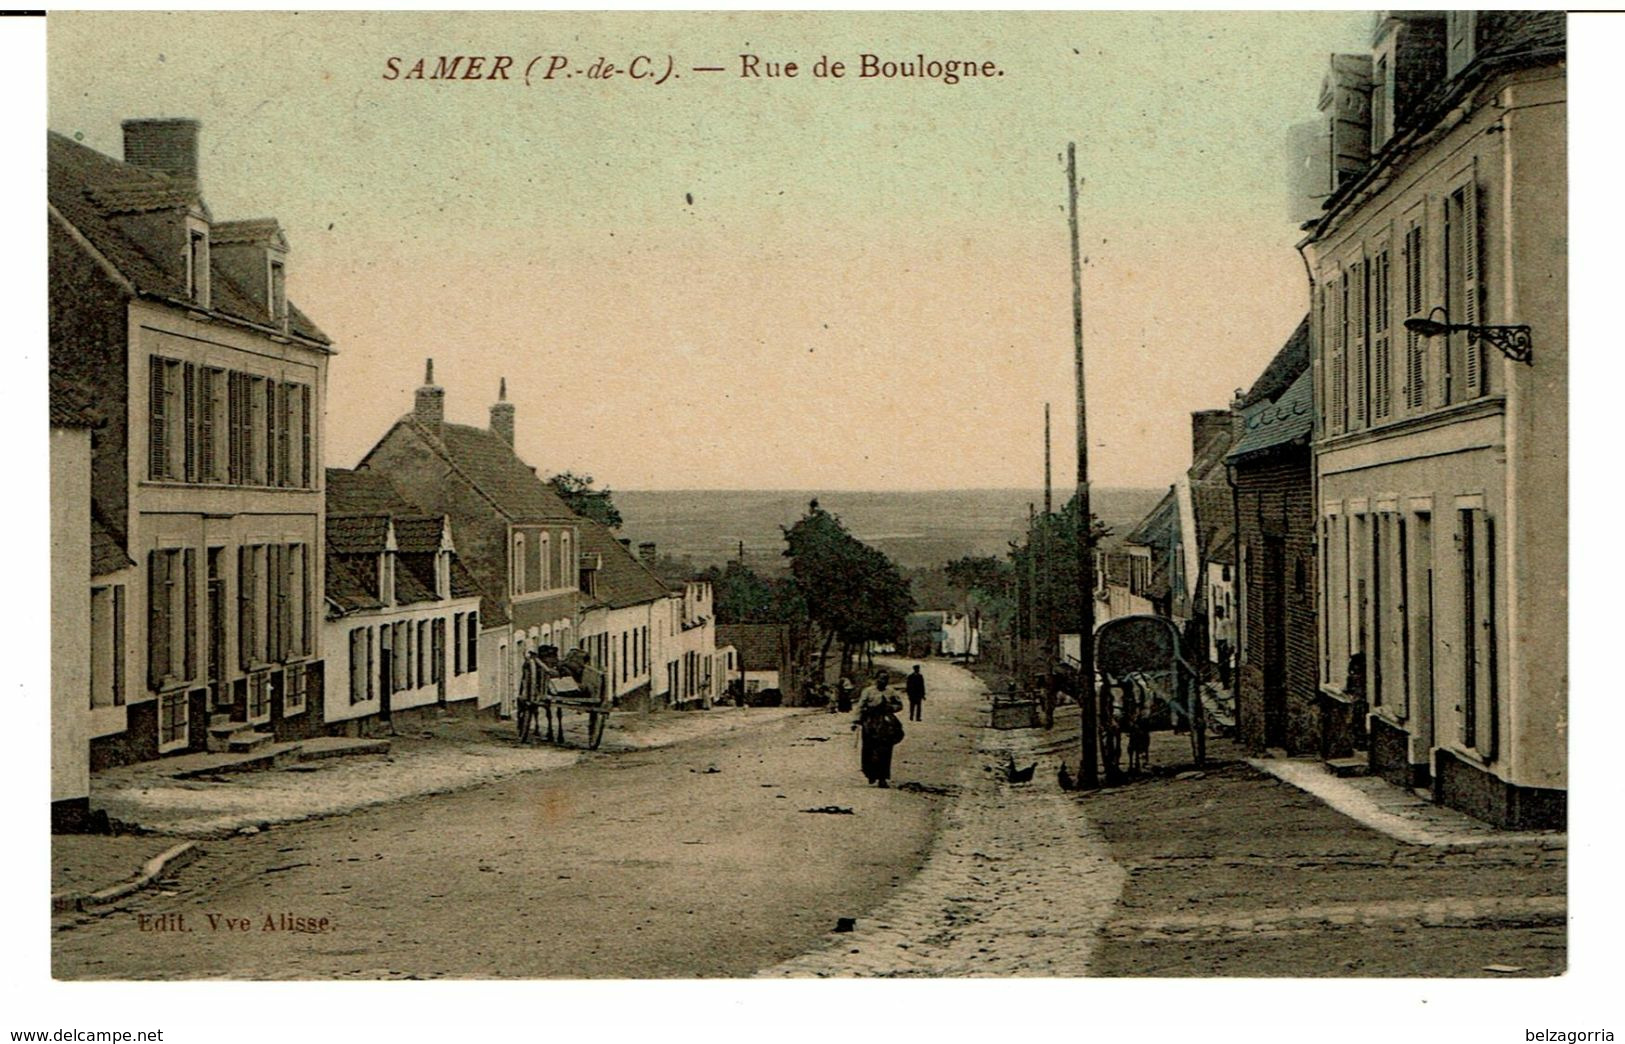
547, 471, 623, 529
782, 499, 915, 680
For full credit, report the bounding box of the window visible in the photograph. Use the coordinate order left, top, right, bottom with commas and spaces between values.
1372, 56, 1390, 150
200, 367, 226, 481
284, 664, 307, 715
147, 357, 187, 481
269, 259, 287, 323
90, 585, 126, 708
187, 228, 209, 305
467, 612, 479, 672
418, 619, 431, 686
1446, 10, 1476, 78
1350, 260, 1368, 430
158, 689, 188, 751
1459, 508, 1498, 756
454, 612, 465, 675
147, 547, 195, 691
512, 533, 526, 595
560, 531, 573, 589
350, 626, 370, 704
240, 542, 308, 669
539, 533, 551, 590
247, 670, 271, 722
432, 618, 445, 684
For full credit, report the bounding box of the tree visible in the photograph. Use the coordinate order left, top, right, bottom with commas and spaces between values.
547, 471, 624, 529
782, 499, 915, 681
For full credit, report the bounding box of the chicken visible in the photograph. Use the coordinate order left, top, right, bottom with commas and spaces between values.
1004, 753, 1036, 784
1057, 762, 1075, 791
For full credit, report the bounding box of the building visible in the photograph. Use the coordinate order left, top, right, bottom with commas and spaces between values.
715, 623, 795, 704
1300, 12, 1565, 827
356, 367, 581, 719
1106, 488, 1176, 624
50, 119, 333, 767
51, 380, 132, 828
665, 574, 719, 708
576, 528, 683, 710
322, 469, 484, 732
1173, 410, 1238, 675
1226, 317, 1324, 755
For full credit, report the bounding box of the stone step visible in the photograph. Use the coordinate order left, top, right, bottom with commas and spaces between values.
1324, 755, 1369, 778
226, 731, 275, 754
206, 719, 258, 753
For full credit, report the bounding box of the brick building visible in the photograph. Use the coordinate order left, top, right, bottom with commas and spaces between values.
1226, 317, 1323, 755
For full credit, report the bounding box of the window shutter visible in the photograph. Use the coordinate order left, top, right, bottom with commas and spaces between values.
1329, 273, 1347, 434
1350, 261, 1368, 429
198, 369, 214, 482
1479, 512, 1497, 760
182, 363, 197, 482
1403, 224, 1425, 411
1462, 175, 1485, 398
113, 585, 126, 705
264, 380, 279, 488
299, 543, 311, 656
299, 385, 312, 488
239, 545, 256, 670
468, 612, 478, 672
1373, 247, 1392, 421
147, 550, 168, 689
227, 373, 242, 484
278, 383, 293, 486
182, 547, 196, 680
148, 358, 167, 480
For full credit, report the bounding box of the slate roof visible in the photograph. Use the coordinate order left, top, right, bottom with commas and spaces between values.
578, 519, 673, 610
1126, 489, 1178, 549
47, 131, 329, 345
450, 558, 483, 602
1240, 317, 1311, 409
715, 624, 791, 673
395, 553, 439, 606
1192, 483, 1236, 560
1229, 370, 1314, 462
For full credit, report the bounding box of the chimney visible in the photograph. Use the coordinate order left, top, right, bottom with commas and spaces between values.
618, 538, 632, 550
638, 542, 657, 567
414, 358, 444, 434
489, 377, 515, 447
1230, 389, 1248, 441
1191, 409, 1232, 460
122, 118, 201, 184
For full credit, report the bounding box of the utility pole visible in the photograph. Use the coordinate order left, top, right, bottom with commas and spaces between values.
1068, 141, 1099, 790
1041, 403, 1055, 729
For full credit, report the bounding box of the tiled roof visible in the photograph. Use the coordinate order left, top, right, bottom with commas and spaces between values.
433, 421, 578, 521
326, 468, 415, 516
392, 516, 447, 553
212, 218, 285, 246
1229, 370, 1313, 462
327, 514, 391, 554
1188, 424, 1235, 484
1192, 482, 1235, 561
47, 131, 329, 345
90, 512, 133, 576
395, 553, 439, 606
1241, 317, 1311, 409
49, 376, 101, 428
715, 624, 790, 672
1477, 10, 1566, 66
449, 558, 484, 602
578, 519, 672, 610
1126, 489, 1178, 549
326, 553, 383, 614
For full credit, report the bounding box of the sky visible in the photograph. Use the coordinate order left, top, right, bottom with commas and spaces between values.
47, 10, 1373, 491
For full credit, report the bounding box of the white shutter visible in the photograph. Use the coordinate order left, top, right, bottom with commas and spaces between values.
1350, 259, 1368, 429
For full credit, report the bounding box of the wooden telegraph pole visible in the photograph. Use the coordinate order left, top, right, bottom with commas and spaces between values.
1068, 141, 1099, 790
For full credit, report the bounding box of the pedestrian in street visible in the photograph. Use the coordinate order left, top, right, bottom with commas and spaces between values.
836, 675, 855, 714
905, 664, 926, 722
851, 669, 904, 787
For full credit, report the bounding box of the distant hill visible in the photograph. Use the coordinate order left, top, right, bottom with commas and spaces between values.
613, 488, 1166, 573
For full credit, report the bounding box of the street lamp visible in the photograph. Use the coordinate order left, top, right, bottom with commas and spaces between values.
1403, 306, 1533, 365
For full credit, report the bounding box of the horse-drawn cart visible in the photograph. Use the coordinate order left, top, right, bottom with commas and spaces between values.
516, 672, 609, 750
1060, 614, 1206, 780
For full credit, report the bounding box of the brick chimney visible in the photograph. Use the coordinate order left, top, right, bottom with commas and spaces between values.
122, 118, 201, 184
1191, 409, 1232, 460
414, 358, 444, 434
489, 377, 515, 447
638, 542, 657, 567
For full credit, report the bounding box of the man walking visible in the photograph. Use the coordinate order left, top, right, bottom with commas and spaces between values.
905, 664, 926, 722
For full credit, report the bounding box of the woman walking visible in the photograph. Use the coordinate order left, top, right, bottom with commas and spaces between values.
851, 669, 905, 787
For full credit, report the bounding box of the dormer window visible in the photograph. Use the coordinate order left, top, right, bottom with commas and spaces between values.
187, 225, 210, 307
269, 258, 287, 326
1446, 11, 1477, 79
